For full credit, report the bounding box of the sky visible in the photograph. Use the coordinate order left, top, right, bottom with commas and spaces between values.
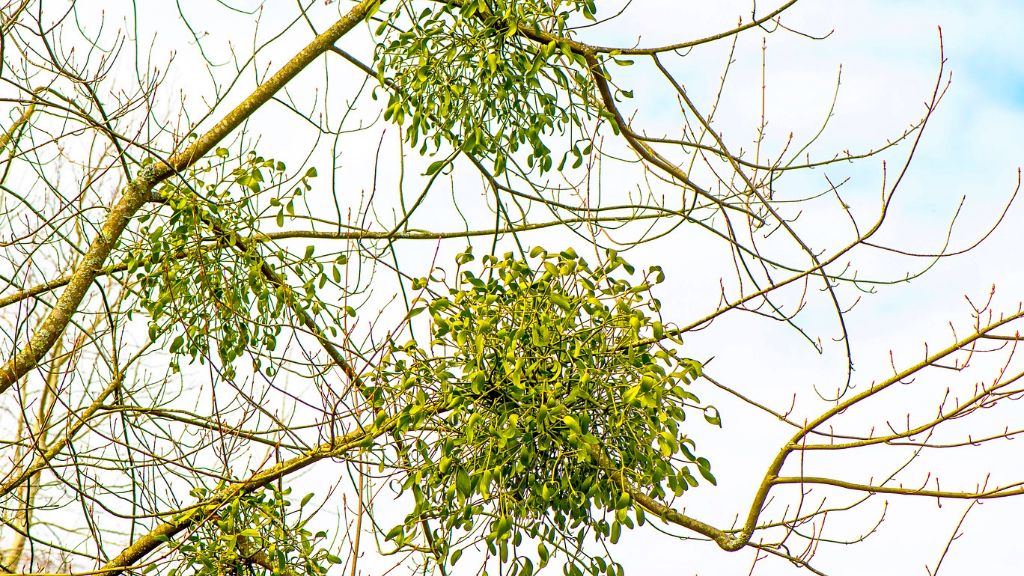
125, 0, 1024, 573
7, 1, 1024, 575
602, 3, 1024, 574
598, 2, 1024, 569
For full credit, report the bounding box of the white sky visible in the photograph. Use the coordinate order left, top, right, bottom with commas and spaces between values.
606, 3, 1024, 574
619, 3, 1024, 574
7, 1, 1024, 574
135, 1, 1024, 573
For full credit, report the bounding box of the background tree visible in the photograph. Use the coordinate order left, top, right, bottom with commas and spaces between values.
0, 1, 1021, 575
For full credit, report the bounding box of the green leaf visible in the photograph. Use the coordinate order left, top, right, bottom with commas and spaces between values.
538, 543, 549, 566
652, 322, 664, 339
384, 525, 404, 542
425, 158, 448, 175
622, 385, 641, 405
697, 461, 717, 486
456, 468, 472, 498
704, 406, 722, 427
550, 293, 572, 312
562, 415, 581, 433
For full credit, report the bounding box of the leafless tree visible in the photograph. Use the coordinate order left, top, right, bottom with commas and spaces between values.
0, 2, 1021, 575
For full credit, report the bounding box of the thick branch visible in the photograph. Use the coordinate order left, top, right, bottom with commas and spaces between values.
91, 405, 430, 576
0, 0, 379, 396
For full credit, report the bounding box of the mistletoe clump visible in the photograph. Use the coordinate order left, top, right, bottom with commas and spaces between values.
374, 247, 720, 575
132, 152, 340, 378
375, 0, 600, 174
169, 486, 340, 576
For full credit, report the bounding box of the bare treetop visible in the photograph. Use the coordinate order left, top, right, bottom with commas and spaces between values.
0, 2, 1020, 575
